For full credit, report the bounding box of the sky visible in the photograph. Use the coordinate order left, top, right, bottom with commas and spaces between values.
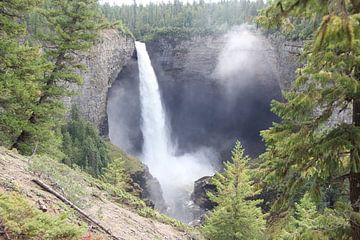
99, 0, 221, 6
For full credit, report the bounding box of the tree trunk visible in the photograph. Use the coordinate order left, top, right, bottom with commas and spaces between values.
351, 99, 360, 240
351, 0, 360, 13
350, 172, 360, 240
351, 1, 360, 237
32, 179, 123, 240
11, 112, 38, 151
11, 53, 65, 152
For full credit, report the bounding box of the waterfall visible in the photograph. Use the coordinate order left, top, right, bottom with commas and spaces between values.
136, 41, 214, 222
136, 41, 172, 169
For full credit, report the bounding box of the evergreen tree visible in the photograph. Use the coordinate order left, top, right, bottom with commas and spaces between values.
202, 141, 266, 240
62, 107, 110, 177
0, 0, 52, 151
99, 0, 265, 40
101, 156, 129, 190
12, 0, 105, 156
273, 193, 350, 240
257, 0, 360, 238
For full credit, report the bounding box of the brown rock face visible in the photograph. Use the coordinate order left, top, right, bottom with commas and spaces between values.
65, 29, 135, 135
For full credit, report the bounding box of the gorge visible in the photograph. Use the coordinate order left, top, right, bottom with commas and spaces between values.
2, 0, 356, 238
106, 26, 300, 222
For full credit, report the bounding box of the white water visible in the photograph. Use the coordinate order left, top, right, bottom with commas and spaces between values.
136, 41, 215, 222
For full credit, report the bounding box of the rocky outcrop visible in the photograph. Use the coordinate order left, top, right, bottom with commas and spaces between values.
131, 166, 167, 212
67, 29, 134, 134
267, 33, 302, 89
191, 176, 217, 211
146, 30, 301, 92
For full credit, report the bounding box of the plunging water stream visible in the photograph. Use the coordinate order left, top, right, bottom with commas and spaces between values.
136, 41, 214, 222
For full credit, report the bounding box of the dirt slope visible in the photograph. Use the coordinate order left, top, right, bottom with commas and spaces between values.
0, 148, 195, 240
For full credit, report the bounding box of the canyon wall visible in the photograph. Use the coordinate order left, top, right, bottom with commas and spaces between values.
66, 29, 135, 134
145, 31, 301, 158
108, 30, 301, 160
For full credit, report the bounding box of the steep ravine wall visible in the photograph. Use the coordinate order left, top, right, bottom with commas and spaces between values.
66, 29, 135, 135
267, 34, 302, 89
66, 30, 170, 210
146, 33, 301, 95
105, 30, 302, 216
108, 32, 301, 161
146, 32, 301, 158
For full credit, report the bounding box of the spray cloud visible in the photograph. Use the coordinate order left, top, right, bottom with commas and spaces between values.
214, 25, 279, 99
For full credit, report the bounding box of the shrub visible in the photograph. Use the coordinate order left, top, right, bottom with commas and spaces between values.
0, 192, 86, 240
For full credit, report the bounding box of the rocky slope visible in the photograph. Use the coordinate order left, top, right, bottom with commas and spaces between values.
66, 29, 135, 135
0, 147, 198, 240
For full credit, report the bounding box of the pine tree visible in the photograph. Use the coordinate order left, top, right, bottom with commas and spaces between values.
101, 156, 129, 190
273, 193, 350, 240
0, 0, 52, 151
202, 141, 266, 240
62, 107, 110, 177
257, 0, 360, 238
11, 0, 105, 155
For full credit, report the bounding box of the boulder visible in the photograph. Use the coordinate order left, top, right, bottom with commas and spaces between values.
191, 176, 217, 211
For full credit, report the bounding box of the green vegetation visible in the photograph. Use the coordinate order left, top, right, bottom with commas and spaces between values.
28, 152, 193, 235
106, 141, 144, 174
100, 0, 265, 40
0, 0, 106, 157
61, 110, 144, 194
0, 191, 86, 240
273, 193, 350, 239
62, 108, 110, 177
30, 140, 136, 207
103, 141, 143, 195
257, 0, 360, 238
0, 0, 52, 154
202, 141, 266, 240
2, 0, 360, 239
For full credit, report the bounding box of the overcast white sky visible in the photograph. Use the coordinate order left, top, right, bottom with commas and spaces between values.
100, 0, 220, 6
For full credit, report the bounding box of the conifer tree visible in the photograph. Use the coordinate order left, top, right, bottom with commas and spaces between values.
202, 141, 266, 240
257, 0, 360, 238
62, 108, 110, 177
273, 193, 350, 240
12, 0, 105, 155
0, 0, 51, 151
101, 157, 129, 190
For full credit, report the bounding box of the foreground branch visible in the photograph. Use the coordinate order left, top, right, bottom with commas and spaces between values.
32, 179, 123, 240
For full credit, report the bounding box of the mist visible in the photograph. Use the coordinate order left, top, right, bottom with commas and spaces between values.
214, 25, 280, 98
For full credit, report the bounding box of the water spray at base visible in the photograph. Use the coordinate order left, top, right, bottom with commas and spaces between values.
136, 41, 215, 222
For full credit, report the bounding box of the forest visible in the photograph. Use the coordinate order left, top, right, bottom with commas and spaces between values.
0, 0, 360, 239
100, 0, 265, 39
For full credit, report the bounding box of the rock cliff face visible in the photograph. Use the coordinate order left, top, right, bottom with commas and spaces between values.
67, 29, 134, 134
108, 31, 301, 160
191, 176, 217, 211
267, 34, 302, 89
144, 31, 300, 158
131, 166, 168, 212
